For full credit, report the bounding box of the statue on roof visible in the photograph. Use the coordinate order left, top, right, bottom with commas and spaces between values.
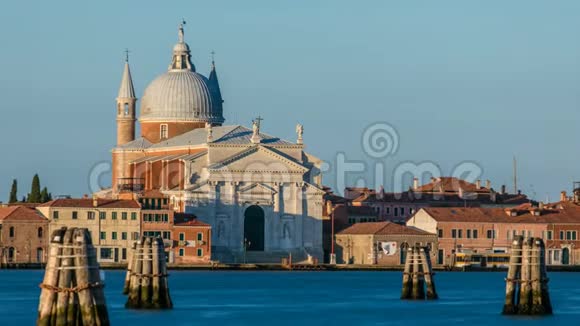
296, 123, 304, 144
205, 122, 213, 143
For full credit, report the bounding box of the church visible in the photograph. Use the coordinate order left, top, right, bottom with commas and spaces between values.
108, 23, 325, 263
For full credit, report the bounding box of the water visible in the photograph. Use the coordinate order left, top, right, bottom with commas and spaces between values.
0, 270, 578, 325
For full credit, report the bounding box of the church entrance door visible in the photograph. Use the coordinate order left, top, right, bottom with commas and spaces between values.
244, 205, 265, 251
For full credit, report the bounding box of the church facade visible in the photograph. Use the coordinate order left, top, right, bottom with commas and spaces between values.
108, 23, 325, 263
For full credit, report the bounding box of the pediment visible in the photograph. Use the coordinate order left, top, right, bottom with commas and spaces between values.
238, 183, 278, 195
208, 146, 308, 173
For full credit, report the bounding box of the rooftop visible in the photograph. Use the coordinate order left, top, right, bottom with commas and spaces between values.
0, 206, 48, 222
338, 221, 433, 236
38, 198, 140, 209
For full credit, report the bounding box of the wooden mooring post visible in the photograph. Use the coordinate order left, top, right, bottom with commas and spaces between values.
124, 237, 172, 309
502, 236, 552, 316
37, 227, 109, 326
401, 245, 438, 300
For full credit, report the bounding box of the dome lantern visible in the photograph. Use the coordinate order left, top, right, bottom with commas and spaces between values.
169, 21, 195, 72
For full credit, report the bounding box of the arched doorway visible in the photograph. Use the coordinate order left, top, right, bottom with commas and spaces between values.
8, 247, 15, 262
562, 248, 570, 265
244, 205, 265, 251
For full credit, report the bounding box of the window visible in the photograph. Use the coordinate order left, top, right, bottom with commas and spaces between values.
179, 248, 184, 257
458, 230, 463, 239
122, 212, 127, 220
131, 212, 137, 220
473, 230, 478, 239
72, 211, 78, 220
38, 227, 43, 238
112, 232, 117, 240
122, 248, 127, 260
573, 231, 577, 241
87, 211, 95, 220
386, 207, 390, 215
466, 230, 472, 239
394, 207, 399, 217
99, 212, 106, 220
487, 230, 495, 239
560, 231, 565, 240
507, 231, 511, 240
197, 248, 203, 257
197, 232, 203, 241
100, 232, 106, 240
409, 208, 414, 215
122, 232, 127, 240
112, 212, 117, 220
124, 103, 129, 115
437, 229, 443, 238
512, 230, 517, 238
451, 229, 457, 238
179, 233, 185, 241
160, 124, 168, 139
53, 211, 59, 220
9, 227, 15, 238
100, 248, 112, 259
162, 231, 171, 240
132, 232, 139, 241
547, 230, 553, 240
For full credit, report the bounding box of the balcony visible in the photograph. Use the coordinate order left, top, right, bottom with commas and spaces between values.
117, 178, 144, 193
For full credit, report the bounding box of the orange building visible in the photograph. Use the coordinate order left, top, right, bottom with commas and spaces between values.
0, 206, 49, 264
172, 215, 212, 264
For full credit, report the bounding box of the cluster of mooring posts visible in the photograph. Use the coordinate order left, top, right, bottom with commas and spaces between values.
37, 227, 109, 326
124, 237, 172, 309
502, 236, 552, 315
401, 246, 438, 300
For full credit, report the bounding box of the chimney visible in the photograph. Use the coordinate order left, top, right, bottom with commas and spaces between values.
501, 185, 506, 195
377, 185, 385, 200
490, 189, 497, 202
476, 180, 481, 190
92, 194, 98, 208
413, 177, 419, 190
561, 191, 567, 202
539, 201, 544, 210
485, 180, 491, 189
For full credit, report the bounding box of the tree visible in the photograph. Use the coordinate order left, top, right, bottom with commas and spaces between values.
28, 174, 42, 203
21, 196, 26, 202
8, 179, 17, 203
40, 187, 49, 203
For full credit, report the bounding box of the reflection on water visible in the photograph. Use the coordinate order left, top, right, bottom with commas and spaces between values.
0, 270, 576, 325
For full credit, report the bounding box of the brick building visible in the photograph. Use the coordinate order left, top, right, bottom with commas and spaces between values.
346, 177, 531, 223
335, 221, 437, 266
173, 214, 212, 264
407, 200, 580, 266
0, 206, 49, 264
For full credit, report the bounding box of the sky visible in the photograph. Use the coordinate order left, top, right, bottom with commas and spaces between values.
1, 0, 580, 202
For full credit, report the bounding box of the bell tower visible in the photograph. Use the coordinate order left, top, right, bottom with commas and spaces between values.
116, 50, 137, 146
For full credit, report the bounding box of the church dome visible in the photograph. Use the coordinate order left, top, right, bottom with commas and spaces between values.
139, 22, 224, 124
140, 70, 222, 123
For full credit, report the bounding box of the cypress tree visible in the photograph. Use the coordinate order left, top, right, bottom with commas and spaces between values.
40, 187, 49, 203
8, 179, 17, 203
28, 174, 42, 203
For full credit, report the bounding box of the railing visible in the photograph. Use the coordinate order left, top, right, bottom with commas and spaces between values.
117, 178, 144, 192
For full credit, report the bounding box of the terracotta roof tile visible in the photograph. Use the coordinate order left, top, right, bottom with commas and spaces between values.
174, 213, 210, 227
0, 206, 48, 222
338, 221, 433, 236
38, 198, 140, 209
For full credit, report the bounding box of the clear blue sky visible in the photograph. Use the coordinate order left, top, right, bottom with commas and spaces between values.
1, 0, 579, 201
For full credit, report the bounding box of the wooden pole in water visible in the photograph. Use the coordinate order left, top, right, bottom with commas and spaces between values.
123, 242, 136, 295
502, 235, 523, 315
83, 228, 109, 325
126, 239, 143, 309
517, 237, 533, 314
151, 237, 161, 308
73, 228, 97, 325
140, 237, 152, 308
37, 228, 65, 326
420, 247, 438, 300
535, 238, 552, 315
401, 247, 412, 300
55, 228, 74, 325
411, 247, 421, 300
157, 237, 172, 309
530, 237, 542, 314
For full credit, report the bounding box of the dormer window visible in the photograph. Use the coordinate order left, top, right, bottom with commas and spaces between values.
160, 124, 168, 139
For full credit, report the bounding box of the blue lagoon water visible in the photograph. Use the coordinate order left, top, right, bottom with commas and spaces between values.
0, 270, 579, 325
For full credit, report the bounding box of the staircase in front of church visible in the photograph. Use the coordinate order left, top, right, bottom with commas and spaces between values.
234, 250, 306, 264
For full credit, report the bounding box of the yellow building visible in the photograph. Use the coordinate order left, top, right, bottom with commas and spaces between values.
37, 197, 141, 264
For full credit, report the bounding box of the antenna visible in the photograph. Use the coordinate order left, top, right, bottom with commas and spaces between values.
513, 156, 518, 194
